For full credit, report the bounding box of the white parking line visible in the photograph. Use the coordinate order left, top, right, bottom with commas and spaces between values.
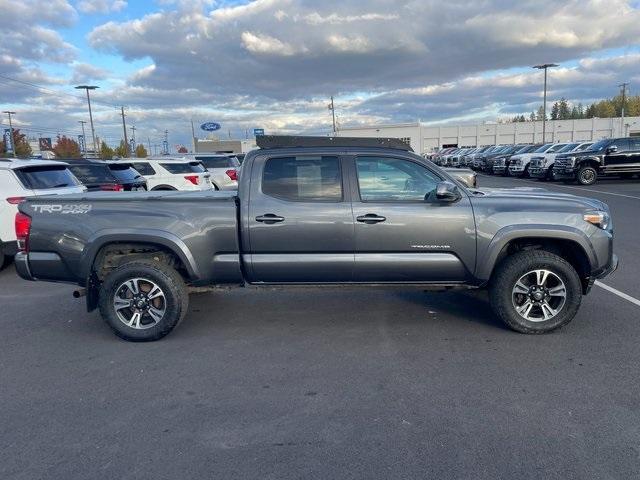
595, 281, 640, 307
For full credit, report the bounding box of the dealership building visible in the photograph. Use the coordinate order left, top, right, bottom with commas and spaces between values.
338, 116, 640, 154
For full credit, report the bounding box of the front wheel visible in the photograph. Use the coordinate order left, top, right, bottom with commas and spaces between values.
577, 166, 597, 185
489, 250, 582, 334
98, 260, 189, 341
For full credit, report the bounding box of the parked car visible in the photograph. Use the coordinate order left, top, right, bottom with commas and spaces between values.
529, 142, 593, 181
472, 145, 505, 170
106, 162, 148, 191
483, 145, 527, 174
553, 137, 640, 185
0, 158, 86, 268
492, 145, 540, 176
64, 159, 146, 191
464, 145, 493, 167
178, 154, 240, 190
509, 143, 560, 177
129, 158, 213, 191
449, 148, 475, 168
14, 136, 617, 341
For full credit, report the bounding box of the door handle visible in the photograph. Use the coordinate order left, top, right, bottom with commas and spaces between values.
356, 213, 386, 224
255, 213, 285, 224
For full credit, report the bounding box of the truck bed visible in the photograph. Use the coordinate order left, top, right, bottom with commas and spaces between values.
19, 190, 243, 286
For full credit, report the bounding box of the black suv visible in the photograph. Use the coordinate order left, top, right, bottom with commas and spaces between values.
553, 137, 640, 185
65, 159, 125, 191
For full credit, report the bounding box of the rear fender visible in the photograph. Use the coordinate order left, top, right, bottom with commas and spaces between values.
79, 229, 201, 281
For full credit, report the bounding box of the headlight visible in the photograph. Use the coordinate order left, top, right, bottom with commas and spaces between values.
567, 156, 576, 166
584, 210, 610, 230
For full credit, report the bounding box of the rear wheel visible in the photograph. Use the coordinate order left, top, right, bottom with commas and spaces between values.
523, 165, 530, 178
489, 250, 582, 334
577, 166, 597, 185
98, 260, 188, 341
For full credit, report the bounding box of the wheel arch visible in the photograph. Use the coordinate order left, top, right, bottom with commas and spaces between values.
478, 227, 595, 293
151, 185, 177, 191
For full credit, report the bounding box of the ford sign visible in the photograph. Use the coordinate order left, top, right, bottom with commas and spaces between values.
201, 122, 221, 132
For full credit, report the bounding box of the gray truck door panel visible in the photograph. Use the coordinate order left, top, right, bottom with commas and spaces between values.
247, 154, 354, 282
349, 155, 476, 282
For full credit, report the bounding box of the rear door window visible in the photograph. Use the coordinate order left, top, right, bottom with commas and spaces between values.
262, 156, 342, 201
14, 166, 80, 190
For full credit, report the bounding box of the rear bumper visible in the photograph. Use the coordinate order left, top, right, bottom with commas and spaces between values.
14, 251, 76, 282
2, 240, 18, 258
14, 252, 34, 281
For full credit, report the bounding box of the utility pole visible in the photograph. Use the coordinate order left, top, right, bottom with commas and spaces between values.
532, 64, 558, 143
164, 130, 169, 155
75, 85, 99, 154
619, 82, 629, 136
3, 111, 16, 157
120, 106, 129, 157
328, 96, 336, 134
78, 120, 87, 155
147, 137, 151, 155
190, 119, 196, 153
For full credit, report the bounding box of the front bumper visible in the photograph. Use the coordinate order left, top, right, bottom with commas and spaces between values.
528, 167, 548, 178
552, 167, 577, 180
492, 166, 506, 174
597, 253, 619, 279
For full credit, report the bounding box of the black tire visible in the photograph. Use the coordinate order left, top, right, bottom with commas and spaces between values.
577, 165, 597, 185
523, 165, 530, 178
620, 173, 635, 180
489, 250, 582, 334
98, 260, 189, 341
0, 250, 6, 270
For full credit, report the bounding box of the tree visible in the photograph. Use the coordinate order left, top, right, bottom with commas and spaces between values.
52, 136, 82, 159
134, 144, 148, 158
0, 128, 32, 158
99, 142, 115, 160
177, 146, 188, 153
558, 98, 571, 120
114, 140, 129, 158
550, 101, 560, 120
536, 106, 547, 121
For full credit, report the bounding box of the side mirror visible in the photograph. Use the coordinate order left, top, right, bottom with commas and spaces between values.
435, 181, 461, 202
607, 145, 618, 154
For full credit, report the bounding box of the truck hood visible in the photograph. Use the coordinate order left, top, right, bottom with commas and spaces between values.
469, 186, 608, 211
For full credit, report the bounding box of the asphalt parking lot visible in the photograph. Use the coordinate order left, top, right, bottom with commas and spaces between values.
2, 176, 639, 480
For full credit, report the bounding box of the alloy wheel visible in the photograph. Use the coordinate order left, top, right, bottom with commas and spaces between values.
113, 278, 167, 329
511, 269, 567, 322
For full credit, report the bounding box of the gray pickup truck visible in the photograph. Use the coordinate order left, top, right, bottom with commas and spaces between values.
15, 136, 617, 341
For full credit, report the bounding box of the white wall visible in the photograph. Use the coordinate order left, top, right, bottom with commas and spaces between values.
339, 116, 640, 153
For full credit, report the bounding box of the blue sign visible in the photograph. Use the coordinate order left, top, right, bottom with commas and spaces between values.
78, 135, 86, 153
253, 128, 265, 136
3, 129, 14, 154
201, 122, 221, 132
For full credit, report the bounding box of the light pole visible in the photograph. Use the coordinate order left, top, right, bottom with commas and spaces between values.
3, 111, 16, 157
328, 96, 336, 134
78, 120, 87, 155
619, 82, 629, 136
533, 64, 558, 143
75, 85, 99, 154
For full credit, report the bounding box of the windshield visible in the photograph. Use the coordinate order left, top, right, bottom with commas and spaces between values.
557, 143, 579, 153
68, 164, 117, 184
108, 163, 144, 183
15, 166, 80, 190
534, 144, 553, 153
161, 162, 206, 174
588, 139, 611, 152
548, 144, 568, 153
196, 156, 239, 169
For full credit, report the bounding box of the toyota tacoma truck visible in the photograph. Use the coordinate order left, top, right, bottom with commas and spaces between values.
14, 136, 618, 341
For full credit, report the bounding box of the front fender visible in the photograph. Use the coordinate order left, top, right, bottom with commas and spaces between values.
475, 224, 597, 280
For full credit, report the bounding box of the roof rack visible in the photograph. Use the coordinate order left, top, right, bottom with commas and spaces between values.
255, 135, 414, 152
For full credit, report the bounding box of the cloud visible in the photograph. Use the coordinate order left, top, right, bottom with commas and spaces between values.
241, 32, 303, 56
70, 62, 111, 83
76, 0, 127, 14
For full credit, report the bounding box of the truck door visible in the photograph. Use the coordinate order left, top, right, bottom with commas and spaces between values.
245, 154, 354, 283
348, 155, 476, 283
604, 139, 631, 172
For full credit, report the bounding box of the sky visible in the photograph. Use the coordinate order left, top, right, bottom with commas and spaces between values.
1, 0, 640, 152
